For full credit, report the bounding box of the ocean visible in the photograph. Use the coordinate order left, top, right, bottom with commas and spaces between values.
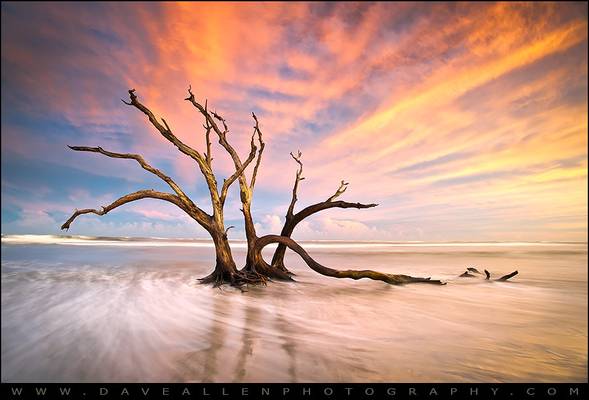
1, 235, 587, 382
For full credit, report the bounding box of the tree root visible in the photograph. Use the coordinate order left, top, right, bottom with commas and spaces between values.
271, 261, 296, 276
198, 267, 270, 288
242, 260, 294, 282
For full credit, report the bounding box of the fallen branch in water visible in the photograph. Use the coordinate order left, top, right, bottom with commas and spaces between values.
459, 268, 519, 281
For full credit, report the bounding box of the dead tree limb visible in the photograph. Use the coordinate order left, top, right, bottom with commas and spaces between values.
249, 112, 265, 191
286, 150, 304, 218
220, 132, 257, 205
185, 87, 258, 235
123, 89, 205, 166
66, 146, 210, 225
61, 190, 198, 231
459, 268, 518, 281
271, 153, 377, 272
203, 99, 213, 165
124, 89, 224, 205
185, 86, 250, 178
258, 235, 445, 285
326, 180, 349, 202
497, 270, 518, 281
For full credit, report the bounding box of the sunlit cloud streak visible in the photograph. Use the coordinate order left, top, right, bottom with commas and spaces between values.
1, 2, 587, 241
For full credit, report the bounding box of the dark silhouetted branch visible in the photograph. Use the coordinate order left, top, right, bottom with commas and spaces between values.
286, 150, 304, 218
249, 112, 265, 190
124, 89, 205, 165
271, 154, 378, 271
61, 190, 200, 231
497, 270, 518, 281
326, 180, 349, 202
257, 235, 445, 285
124, 88, 221, 203
220, 132, 257, 205
66, 146, 210, 224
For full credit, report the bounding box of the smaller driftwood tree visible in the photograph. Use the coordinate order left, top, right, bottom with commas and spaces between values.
62, 87, 517, 287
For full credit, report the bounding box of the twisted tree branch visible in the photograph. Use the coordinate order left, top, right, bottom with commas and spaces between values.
326, 180, 349, 202
272, 155, 377, 271
185, 86, 261, 252
185, 86, 256, 203
60, 190, 201, 231
258, 235, 445, 285
220, 133, 257, 205
203, 99, 213, 165
185, 86, 228, 146
286, 150, 304, 218
123, 89, 205, 165
123, 88, 220, 203
66, 146, 210, 224
249, 112, 265, 190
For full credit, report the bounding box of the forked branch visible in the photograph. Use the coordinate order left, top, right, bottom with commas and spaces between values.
286, 150, 304, 218
326, 180, 349, 202
122, 89, 206, 166
249, 112, 265, 190
66, 146, 210, 224
220, 133, 258, 204
185, 86, 254, 188
272, 155, 377, 271
122, 89, 222, 203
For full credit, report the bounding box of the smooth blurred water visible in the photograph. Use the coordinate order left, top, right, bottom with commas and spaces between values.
1, 236, 587, 382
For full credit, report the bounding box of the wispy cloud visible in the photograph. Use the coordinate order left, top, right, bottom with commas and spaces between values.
1, 2, 587, 241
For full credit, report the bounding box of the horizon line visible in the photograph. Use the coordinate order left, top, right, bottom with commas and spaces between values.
1, 233, 587, 246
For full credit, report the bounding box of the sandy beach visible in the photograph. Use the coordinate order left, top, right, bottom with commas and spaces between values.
1, 236, 587, 382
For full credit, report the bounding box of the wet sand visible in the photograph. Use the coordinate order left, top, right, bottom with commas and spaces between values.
1, 237, 587, 382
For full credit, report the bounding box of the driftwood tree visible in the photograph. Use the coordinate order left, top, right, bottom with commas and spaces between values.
62, 87, 514, 288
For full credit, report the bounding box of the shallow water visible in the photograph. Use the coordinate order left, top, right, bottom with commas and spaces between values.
1, 236, 587, 382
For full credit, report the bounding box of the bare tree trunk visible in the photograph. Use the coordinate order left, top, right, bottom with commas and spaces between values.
240, 204, 292, 282
270, 219, 296, 273
241, 202, 258, 267
199, 229, 242, 286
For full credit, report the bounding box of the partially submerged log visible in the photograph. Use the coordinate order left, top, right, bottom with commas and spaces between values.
459, 268, 519, 282
497, 270, 518, 281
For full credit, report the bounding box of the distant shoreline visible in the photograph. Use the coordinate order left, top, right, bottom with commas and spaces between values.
1, 234, 587, 248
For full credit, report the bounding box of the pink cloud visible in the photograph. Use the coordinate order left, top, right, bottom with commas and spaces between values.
2, 2, 586, 241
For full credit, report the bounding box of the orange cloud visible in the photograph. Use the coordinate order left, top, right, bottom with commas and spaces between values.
2, 2, 587, 240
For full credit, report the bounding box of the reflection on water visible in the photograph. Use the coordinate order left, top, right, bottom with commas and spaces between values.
1, 239, 587, 382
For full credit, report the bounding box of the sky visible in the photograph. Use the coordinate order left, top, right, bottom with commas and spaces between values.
1, 2, 587, 242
